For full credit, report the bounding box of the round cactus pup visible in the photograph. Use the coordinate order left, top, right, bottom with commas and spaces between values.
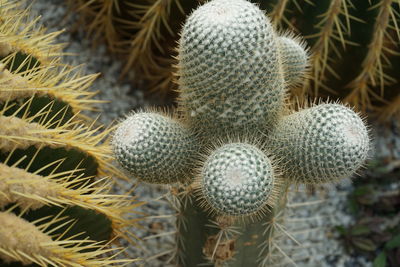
112, 112, 196, 184
278, 35, 309, 87
269, 103, 370, 184
199, 143, 276, 217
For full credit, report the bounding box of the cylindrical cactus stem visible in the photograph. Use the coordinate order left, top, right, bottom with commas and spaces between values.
268, 103, 370, 184
175, 186, 289, 267
112, 111, 197, 184
175, 194, 216, 266
231, 188, 289, 267
177, 0, 286, 135
173, 142, 287, 266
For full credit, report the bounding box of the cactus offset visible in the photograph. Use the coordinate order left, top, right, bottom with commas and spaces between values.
112, 0, 370, 266
197, 143, 278, 217
268, 103, 370, 184
112, 111, 196, 184
71, 0, 400, 119
278, 35, 309, 87
0, 1, 140, 266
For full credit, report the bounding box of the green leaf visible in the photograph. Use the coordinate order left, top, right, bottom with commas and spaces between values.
351, 225, 371, 236
357, 196, 376, 205
352, 237, 377, 252
335, 225, 347, 235
348, 198, 360, 214
385, 234, 400, 250
353, 186, 372, 197
373, 252, 386, 267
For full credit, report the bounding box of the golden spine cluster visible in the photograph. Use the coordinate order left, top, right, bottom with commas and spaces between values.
0, 1, 140, 265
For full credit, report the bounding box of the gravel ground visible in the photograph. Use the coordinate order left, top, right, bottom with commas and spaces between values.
25, 1, 400, 266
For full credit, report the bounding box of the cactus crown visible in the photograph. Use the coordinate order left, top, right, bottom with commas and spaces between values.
113, 0, 370, 218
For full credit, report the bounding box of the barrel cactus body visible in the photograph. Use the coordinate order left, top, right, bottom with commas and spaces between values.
112, 0, 370, 266
0, 1, 139, 266
70, 0, 400, 119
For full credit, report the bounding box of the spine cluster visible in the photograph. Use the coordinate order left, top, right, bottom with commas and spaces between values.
0, 1, 138, 266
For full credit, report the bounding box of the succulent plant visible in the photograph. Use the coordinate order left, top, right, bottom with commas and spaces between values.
198, 143, 277, 217
112, 0, 371, 265
69, 0, 400, 119
269, 103, 370, 184
0, 1, 140, 266
112, 111, 196, 184
176, 0, 286, 135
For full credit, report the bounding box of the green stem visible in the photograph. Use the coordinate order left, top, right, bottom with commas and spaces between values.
176, 185, 289, 267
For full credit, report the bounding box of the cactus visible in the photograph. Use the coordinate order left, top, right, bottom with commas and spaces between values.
176, 0, 285, 135
0, 1, 140, 266
112, 111, 197, 184
69, 0, 400, 119
278, 34, 309, 87
268, 103, 370, 184
196, 143, 279, 217
112, 0, 370, 266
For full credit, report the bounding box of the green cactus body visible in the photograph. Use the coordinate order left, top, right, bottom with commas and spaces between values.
199, 143, 275, 217
268, 103, 370, 184
177, 0, 285, 135
112, 0, 370, 266
112, 112, 196, 184
177, 190, 288, 266
278, 35, 309, 87
0, 2, 139, 266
